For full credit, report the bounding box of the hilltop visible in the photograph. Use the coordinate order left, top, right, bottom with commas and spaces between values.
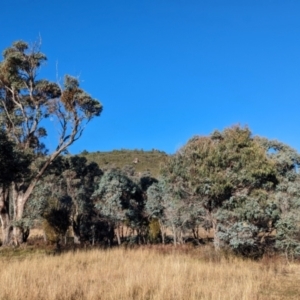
79, 149, 169, 177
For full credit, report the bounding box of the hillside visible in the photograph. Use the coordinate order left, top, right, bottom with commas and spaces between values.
79, 149, 169, 177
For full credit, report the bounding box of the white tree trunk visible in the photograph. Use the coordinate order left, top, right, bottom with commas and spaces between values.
0, 188, 12, 245
116, 225, 121, 246
0, 212, 11, 245
172, 224, 177, 246
12, 191, 26, 246
212, 219, 220, 251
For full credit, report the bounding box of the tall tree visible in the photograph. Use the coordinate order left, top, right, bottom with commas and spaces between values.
159, 126, 278, 252
0, 40, 102, 245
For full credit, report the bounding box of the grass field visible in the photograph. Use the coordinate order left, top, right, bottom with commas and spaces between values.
0, 245, 299, 300
80, 149, 168, 177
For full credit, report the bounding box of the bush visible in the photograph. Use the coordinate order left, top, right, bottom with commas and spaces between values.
148, 219, 161, 243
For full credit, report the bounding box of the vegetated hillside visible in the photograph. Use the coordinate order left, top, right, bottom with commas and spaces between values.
79, 149, 169, 177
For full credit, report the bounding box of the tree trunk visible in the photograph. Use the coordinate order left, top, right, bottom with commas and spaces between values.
137, 229, 141, 245
0, 183, 33, 246
172, 223, 177, 246
107, 223, 114, 247
11, 186, 27, 246
0, 187, 12, 245
192, 227, 199, 240
179, 229, 184, 244
212, 219, 220, 251
116, 226, 121, 246
74, 234, 81, 244
72, 218, 81, 244
159, 220, 165, 245
12, 227, 23, 246
0, 212, 11, 245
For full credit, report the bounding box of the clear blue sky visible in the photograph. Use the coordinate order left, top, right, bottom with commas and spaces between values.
1, 0, 300, 154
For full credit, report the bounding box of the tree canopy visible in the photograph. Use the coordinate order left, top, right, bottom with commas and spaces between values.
0, 40, 102, 245
0, 41, 299, 259
151, 126, 300, 257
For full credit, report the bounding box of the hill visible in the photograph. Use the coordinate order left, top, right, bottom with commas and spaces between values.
79, 149, 169, 177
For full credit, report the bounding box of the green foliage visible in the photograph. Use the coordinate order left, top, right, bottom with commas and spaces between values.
276, 218, 300, 259
146, 179, 194, 245
42, 197, 72, 244
148, 219, 161, 243
1, 41, 299, 256
0, 39, 102, 245
274, 172, 300, 258
27, 155, 104, 243
146, 182, 166, 220
93, 169, 144, 227
254, 139, 300, 259
92, 168, 153, 245
63, 156, 103, 243
158, 126, 281, 253
0, 130, 31, 186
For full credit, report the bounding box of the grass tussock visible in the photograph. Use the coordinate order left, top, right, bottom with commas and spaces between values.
0, 245, 299, 300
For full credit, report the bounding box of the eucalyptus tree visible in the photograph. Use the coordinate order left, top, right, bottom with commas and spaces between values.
207, 127, 278, 254
145, 182, 165, 242
0, 40, 102, 245
92, 169, 145, 245
274, 177, 300, 259
146, 180, 193, 245
25, 155, 103, 244
258, 139, 300, 259
159, 126, 278, 252
62, 156, 102, 243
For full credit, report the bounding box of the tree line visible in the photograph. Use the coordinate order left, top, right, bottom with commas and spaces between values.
0, 41, 299, 259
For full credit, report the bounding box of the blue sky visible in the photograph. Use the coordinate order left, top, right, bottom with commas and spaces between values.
1, 0, 300, 154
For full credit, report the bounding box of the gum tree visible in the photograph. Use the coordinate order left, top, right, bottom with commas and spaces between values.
258, 139, 300, 259
62, 156, 103, 244
92, 169, 145, 245
0, 40, 102, 245
160, 126, 278, 252
146, 179, 192, 245
26, 155, 103, 244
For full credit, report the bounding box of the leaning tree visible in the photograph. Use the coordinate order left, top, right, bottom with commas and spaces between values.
0, 40, 102, 245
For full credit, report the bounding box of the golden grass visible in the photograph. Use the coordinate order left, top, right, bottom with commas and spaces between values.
0, 246, 299, 300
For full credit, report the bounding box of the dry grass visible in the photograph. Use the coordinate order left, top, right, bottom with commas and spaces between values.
0, 246, 299, 300
81, 149, 168, 177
